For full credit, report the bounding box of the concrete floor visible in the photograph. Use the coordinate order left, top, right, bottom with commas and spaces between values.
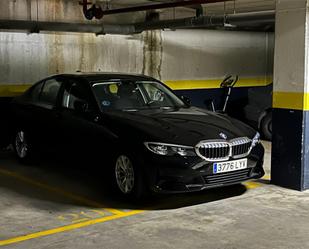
1, 141, 309, 249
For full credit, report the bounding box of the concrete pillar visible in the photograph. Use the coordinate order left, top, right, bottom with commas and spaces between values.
272, 0, 309, 190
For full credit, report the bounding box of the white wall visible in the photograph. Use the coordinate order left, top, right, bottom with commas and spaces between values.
161, 30, 273, 81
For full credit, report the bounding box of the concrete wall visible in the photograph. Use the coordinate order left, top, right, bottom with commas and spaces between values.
161, 30, 273, 81
0, 29, 274, 87
0, 32, 144, 84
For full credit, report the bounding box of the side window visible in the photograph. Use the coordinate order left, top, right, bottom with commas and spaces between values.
142, 83, 173, 106
92, 83, 119, 109
62, 81, 92, 110
23, 81, 44, 102
31, 84, 42, 101
40, 78, 62, 106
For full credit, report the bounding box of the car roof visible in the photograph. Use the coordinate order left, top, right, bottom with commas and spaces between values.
56, 72, 156, 83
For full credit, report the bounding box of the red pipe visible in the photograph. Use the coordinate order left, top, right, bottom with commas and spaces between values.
82, 0, 103, 20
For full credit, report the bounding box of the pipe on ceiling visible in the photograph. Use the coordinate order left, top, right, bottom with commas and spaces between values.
0, 11, 275, 35
82, 0, 232, 20
134, 10, 275, 32
0, 20, 135, 35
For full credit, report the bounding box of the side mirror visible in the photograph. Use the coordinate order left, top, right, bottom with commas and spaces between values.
180, 96, 191, 106
74, 100, 88, 113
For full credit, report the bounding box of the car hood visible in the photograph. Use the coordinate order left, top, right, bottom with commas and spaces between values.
104, 107, 256, 146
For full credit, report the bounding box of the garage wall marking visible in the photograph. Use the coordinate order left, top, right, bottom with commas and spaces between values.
0, 84, 31, 97
165, 77, 272, 90
273, 91, 309, 111
0, 77, 273, 97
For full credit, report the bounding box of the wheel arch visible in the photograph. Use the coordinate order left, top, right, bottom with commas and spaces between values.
258, 108, 272, 130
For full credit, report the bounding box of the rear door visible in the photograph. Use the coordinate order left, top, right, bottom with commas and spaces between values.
57, 78, 117, 160
36, 76, 64, 150
57, 78, 101, 155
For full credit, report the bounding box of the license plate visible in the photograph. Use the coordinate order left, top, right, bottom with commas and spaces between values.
213, 159, 247, 174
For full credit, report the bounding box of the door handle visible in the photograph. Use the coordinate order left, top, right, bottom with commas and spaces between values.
94, 116, 100, 122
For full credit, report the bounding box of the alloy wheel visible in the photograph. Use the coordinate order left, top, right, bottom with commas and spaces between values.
115, 155, 135, 194
15, 131, 28, 159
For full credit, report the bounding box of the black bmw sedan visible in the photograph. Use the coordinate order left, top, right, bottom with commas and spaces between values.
10, 73, 264, 198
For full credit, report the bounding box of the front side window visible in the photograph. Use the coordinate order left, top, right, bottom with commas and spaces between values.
92, 80, 185, 111
40, 78, 62, 106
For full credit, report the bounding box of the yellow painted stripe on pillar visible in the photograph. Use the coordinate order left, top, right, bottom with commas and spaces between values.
0, 84, 31, 97
273, 92, 309, 111
164, 77, 272, 90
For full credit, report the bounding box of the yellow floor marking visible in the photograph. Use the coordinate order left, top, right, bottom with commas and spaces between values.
0, 168, 124, 215
262, 174, 271, 180
243, 181, 262, 189
0, 167, 268, 246
0, 210, 143, 247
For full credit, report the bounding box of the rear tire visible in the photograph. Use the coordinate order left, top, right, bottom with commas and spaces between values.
13, 129, 34, 164
261, 112, 272, 141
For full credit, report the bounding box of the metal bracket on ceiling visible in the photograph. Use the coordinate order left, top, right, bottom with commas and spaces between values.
95, 24, 106, 36
79, 0, 104, 20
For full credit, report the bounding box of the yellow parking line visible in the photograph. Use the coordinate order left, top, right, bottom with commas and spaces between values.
243, 181, 262, 189
0, 168, 124, 215
263, 174, 271, 180
0, 210, 143, 246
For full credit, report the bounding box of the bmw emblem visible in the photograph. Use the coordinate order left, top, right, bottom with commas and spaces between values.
219, 132, 228, 140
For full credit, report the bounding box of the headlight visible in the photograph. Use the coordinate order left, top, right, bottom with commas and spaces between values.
252, 132, 260, 147
144, 142, 196, 156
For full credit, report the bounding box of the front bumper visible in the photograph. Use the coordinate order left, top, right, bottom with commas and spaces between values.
143, 143, 265, 194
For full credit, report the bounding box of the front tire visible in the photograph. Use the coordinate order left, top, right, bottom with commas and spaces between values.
114, 154, 146, 199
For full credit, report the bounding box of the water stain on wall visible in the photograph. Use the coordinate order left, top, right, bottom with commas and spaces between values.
48, 34, 64, 74
142, 30, 163, 80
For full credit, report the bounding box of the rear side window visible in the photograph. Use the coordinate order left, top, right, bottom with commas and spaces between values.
22, 81, 43, 102
62, 80, 94, 110
40, 78, 62, 106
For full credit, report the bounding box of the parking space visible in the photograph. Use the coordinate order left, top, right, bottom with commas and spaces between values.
3, 141, 309, 249
2, 0, 309, 248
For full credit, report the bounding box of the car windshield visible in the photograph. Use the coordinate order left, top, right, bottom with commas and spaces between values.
92, 80, 186, 111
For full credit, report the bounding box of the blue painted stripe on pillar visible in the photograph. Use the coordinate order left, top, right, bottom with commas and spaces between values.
303, 112, 309, 190
271, 109, 304, 190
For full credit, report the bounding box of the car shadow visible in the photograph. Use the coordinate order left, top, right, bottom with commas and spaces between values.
0, 150, 248, 212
